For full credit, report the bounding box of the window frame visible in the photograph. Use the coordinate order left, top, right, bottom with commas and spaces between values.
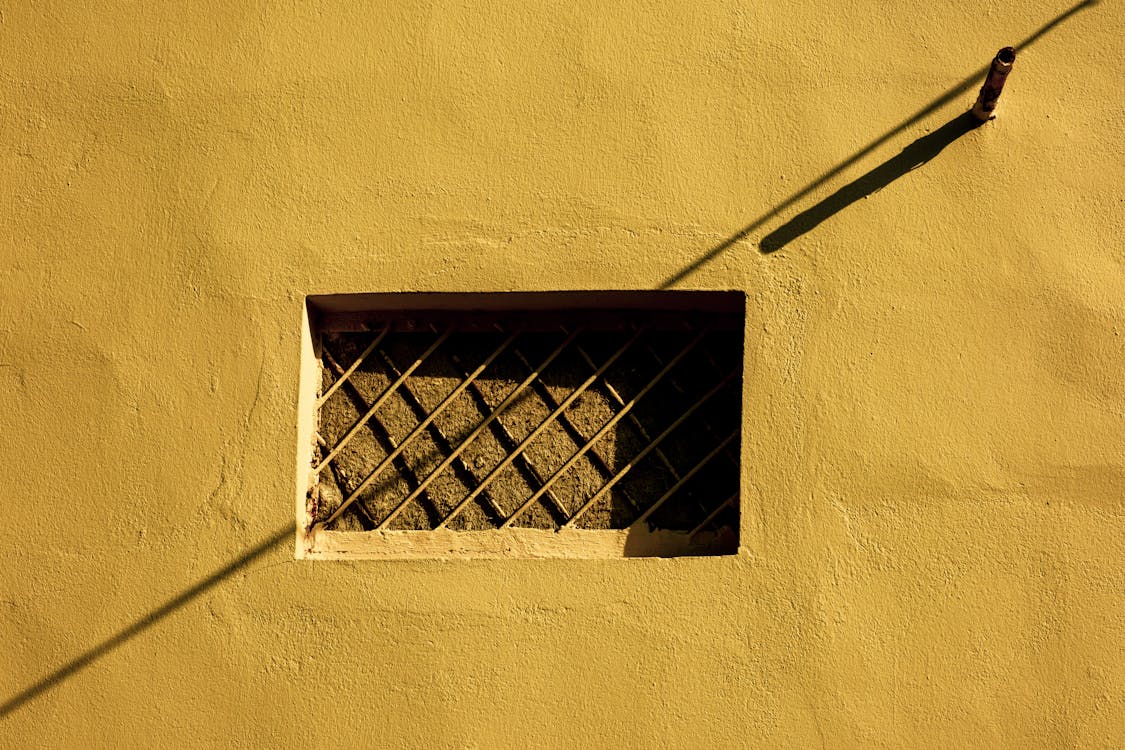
295, 291, 745, 560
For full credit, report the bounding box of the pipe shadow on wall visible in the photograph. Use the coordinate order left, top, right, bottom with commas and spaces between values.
758, 111, 982, 253
0, 524, 296, 719
657, 0, 1098, 286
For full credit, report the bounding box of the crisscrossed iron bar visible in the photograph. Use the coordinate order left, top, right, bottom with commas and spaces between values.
573, 343, 682, 496
436, 325, 647, 529
563, 371, 738, 528
646, 340, 740, 471
311, 391, 377, 528
314, 328, 452, 475
451, 355, 573, 523
634, 339, 740, 520
517, 345, 642, 516
375, 327, 583, 530
319, 328, 520, 529
690, 493, 737, 538
316, 326, 389, 408
501, 325, 713, 529
382, 348, 512, 525
319, 348, 421, 526
630, 430, 739, 527
699, 346, 743, 469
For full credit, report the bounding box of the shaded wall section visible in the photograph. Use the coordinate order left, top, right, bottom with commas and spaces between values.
1, 1, 1122, 747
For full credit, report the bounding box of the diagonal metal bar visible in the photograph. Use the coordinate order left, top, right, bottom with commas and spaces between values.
689, 493, 737, 538
637, 339, 740, 519
629, 430, 739, 527
562, 372, 737, 529
501, 325, 713, 529
316, 326, 389, 408
375, 327, 583, 530
319, 329, 520, 529
646, 340, 740, 470
319, 350, 426, 526
511, 345, 640, 516
448, 355, 572, 524
380, 346, 511, 524
574, 342, 683, 489
318, 350, 426, 527
312, 429, 376, 529
314, 328, 453, 475
699, 345, 743, 468
437, 325, 647, 529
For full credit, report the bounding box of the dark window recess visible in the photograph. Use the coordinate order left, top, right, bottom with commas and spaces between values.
306, 292, 743, 554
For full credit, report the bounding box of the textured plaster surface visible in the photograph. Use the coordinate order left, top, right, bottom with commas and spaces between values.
1, 1, 1123, 747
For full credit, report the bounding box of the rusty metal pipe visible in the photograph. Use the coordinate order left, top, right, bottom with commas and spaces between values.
971, 46, 1017, 121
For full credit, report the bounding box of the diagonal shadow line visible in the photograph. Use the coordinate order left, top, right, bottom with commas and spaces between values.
0, 523, 295, 719
759, 111, 982, 252
657, 0, 1098, 286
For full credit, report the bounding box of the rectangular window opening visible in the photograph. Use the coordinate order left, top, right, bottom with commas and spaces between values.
296, 291, 745, 559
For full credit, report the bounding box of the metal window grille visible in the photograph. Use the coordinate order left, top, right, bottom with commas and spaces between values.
301, 293, 743, 558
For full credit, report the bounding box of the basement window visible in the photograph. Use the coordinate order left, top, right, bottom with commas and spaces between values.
296, 291, 744, 559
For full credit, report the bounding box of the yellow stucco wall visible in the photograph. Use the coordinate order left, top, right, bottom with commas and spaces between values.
2, 1, 1122, 747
